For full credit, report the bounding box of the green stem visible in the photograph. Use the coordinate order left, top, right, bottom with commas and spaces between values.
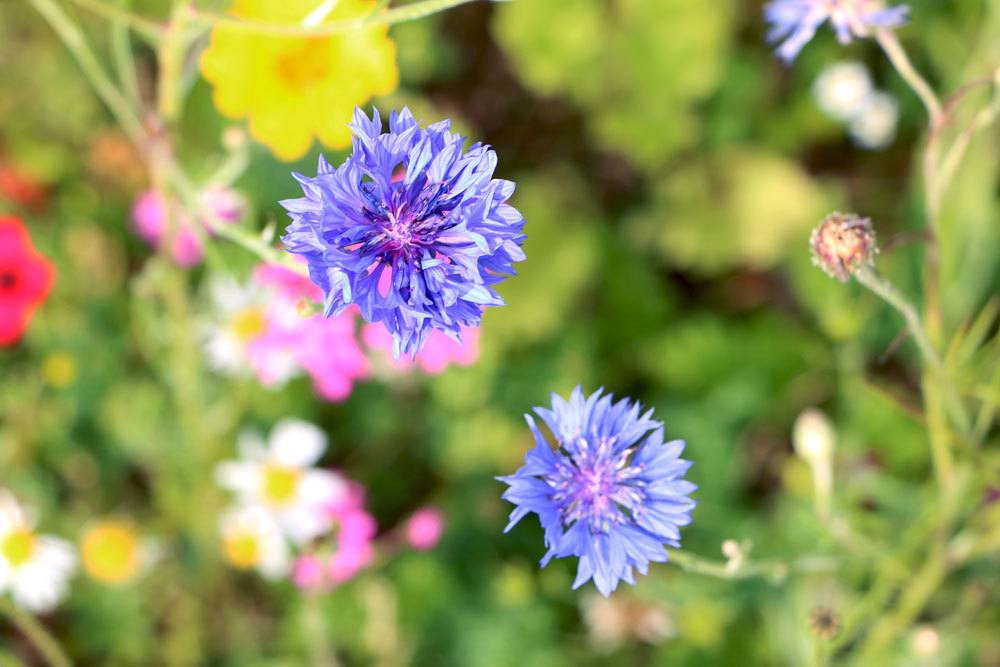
854, 267, 966, 487
667, 550, 838, 581
157, 1, 194, 123
27, 0, 146, 144
854, 267, 941, 372
0, 599, 73, 667
112, 0, 142, 108
187, 0, 481, 36
303, 594, 339, 667
932, 68, 1000, 214
852, 546, 949, 663
66, 0, 165, 42
875, 30, 944, 130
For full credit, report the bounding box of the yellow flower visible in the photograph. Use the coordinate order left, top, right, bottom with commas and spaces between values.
81, 519, 141, 584
41, 351, 78, 389
199, 0, 399, 161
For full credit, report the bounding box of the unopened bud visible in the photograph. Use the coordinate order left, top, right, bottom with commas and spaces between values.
222, 127, 247, 151
721, 539, 747, 574
793, 408, 835, 464
793, 409, 835, 521
911, 626, 940, 656
810, 212, 877, 282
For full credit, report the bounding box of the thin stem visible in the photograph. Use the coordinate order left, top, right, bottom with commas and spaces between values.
854, 267, 965, 487
66, 0, 166, 42
187, 0, 481, 36
852, 547, 949, 663
667, 550, 838, 581
855, 267, 941, 371
932, 69, 1000, 211
112, 0, 142, 108
874, 29, 944, 129
157, 1, 195, 123
303, 594, 340, 667
0, 599, 73, 667
27, 0, 147, 144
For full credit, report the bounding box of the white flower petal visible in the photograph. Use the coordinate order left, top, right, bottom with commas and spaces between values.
268, 420, 327, 468
215, 461, 262, 500
237, 431, 269, 461
299, 470, 347, 506
277, 506, 328, 546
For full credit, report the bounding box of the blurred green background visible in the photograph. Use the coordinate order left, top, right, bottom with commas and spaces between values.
1, 0, 999, 665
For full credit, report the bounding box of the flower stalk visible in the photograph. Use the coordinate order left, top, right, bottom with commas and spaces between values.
0, 599, 73, 667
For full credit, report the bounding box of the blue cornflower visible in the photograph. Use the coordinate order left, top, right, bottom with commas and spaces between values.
765, 0, 909, 63
498, 387, 697, 597
281, 108, 526, 356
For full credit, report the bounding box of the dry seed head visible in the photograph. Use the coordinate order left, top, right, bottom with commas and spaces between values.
810, 212, 878, 282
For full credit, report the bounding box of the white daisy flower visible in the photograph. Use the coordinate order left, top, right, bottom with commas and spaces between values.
201, 276, 297, 383
849, 91, 899, 150
219, 505, 291, 580
215, 420, 346, 544
813, 61, 873, 121
0, 491, 76, 613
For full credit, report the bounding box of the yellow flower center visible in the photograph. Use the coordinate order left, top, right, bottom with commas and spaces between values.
1, 528, 36, 567
82, 520, 140, 584
229, 308, 266, 342
275, 38, 333, 91
223, 532, 260, 569
262, 465, 300, 505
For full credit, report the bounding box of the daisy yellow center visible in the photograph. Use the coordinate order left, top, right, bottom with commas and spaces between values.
82, 521, 139, 584
1, 528, 36, 567
276, 38, 333, 91
262, 464, 300, 504
229, 308, 266, 342
223, 532, 260, 569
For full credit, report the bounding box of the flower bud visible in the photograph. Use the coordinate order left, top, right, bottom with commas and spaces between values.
810, 212, 877, 282
793, 408, 835, 520
793, 408, 835, 465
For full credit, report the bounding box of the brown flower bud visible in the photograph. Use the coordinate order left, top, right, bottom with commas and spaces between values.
810, 212, 878, 282
808, 606, 842, 640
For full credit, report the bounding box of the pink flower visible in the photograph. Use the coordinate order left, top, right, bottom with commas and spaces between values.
292, 554, 327, 590
249, 264, 370, 402
131, 187, 245, 266
404, 507, 444, 551
363, 323, 480, 375
292, 483, 377, 591
131, 191, 203, 266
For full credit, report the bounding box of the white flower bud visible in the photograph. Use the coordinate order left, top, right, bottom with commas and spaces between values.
793, 408, 835, 465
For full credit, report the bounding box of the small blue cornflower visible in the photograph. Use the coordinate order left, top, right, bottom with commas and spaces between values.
281, 108, 526, 356
498, 387, 697, 597
764, 0, 909, 63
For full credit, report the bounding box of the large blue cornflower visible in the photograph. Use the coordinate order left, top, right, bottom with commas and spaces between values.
499, 387, 697, 597
281, 108, 526, 356
765, 0, 909, 63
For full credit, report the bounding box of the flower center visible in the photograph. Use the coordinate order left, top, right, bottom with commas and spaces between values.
0, 269, 18, 292
262, 464, 300, 505
229, 308, 266, 342
549, 437, 646, 534
276, 38, 333, 91
223, 532, 260, 569
1, 528, 36, 567
82, 522, 139, 583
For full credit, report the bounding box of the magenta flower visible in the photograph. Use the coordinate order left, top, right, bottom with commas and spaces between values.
404, 507, 445, 551
249, 264, 371, 401
131, 187, 245, 266
363, 322, 480, 375
292, 483, 377, 591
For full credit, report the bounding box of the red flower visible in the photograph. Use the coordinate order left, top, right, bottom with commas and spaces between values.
0, 216, 54, 346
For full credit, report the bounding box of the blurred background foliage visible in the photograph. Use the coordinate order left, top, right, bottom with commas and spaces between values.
1, 0, 999, 665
